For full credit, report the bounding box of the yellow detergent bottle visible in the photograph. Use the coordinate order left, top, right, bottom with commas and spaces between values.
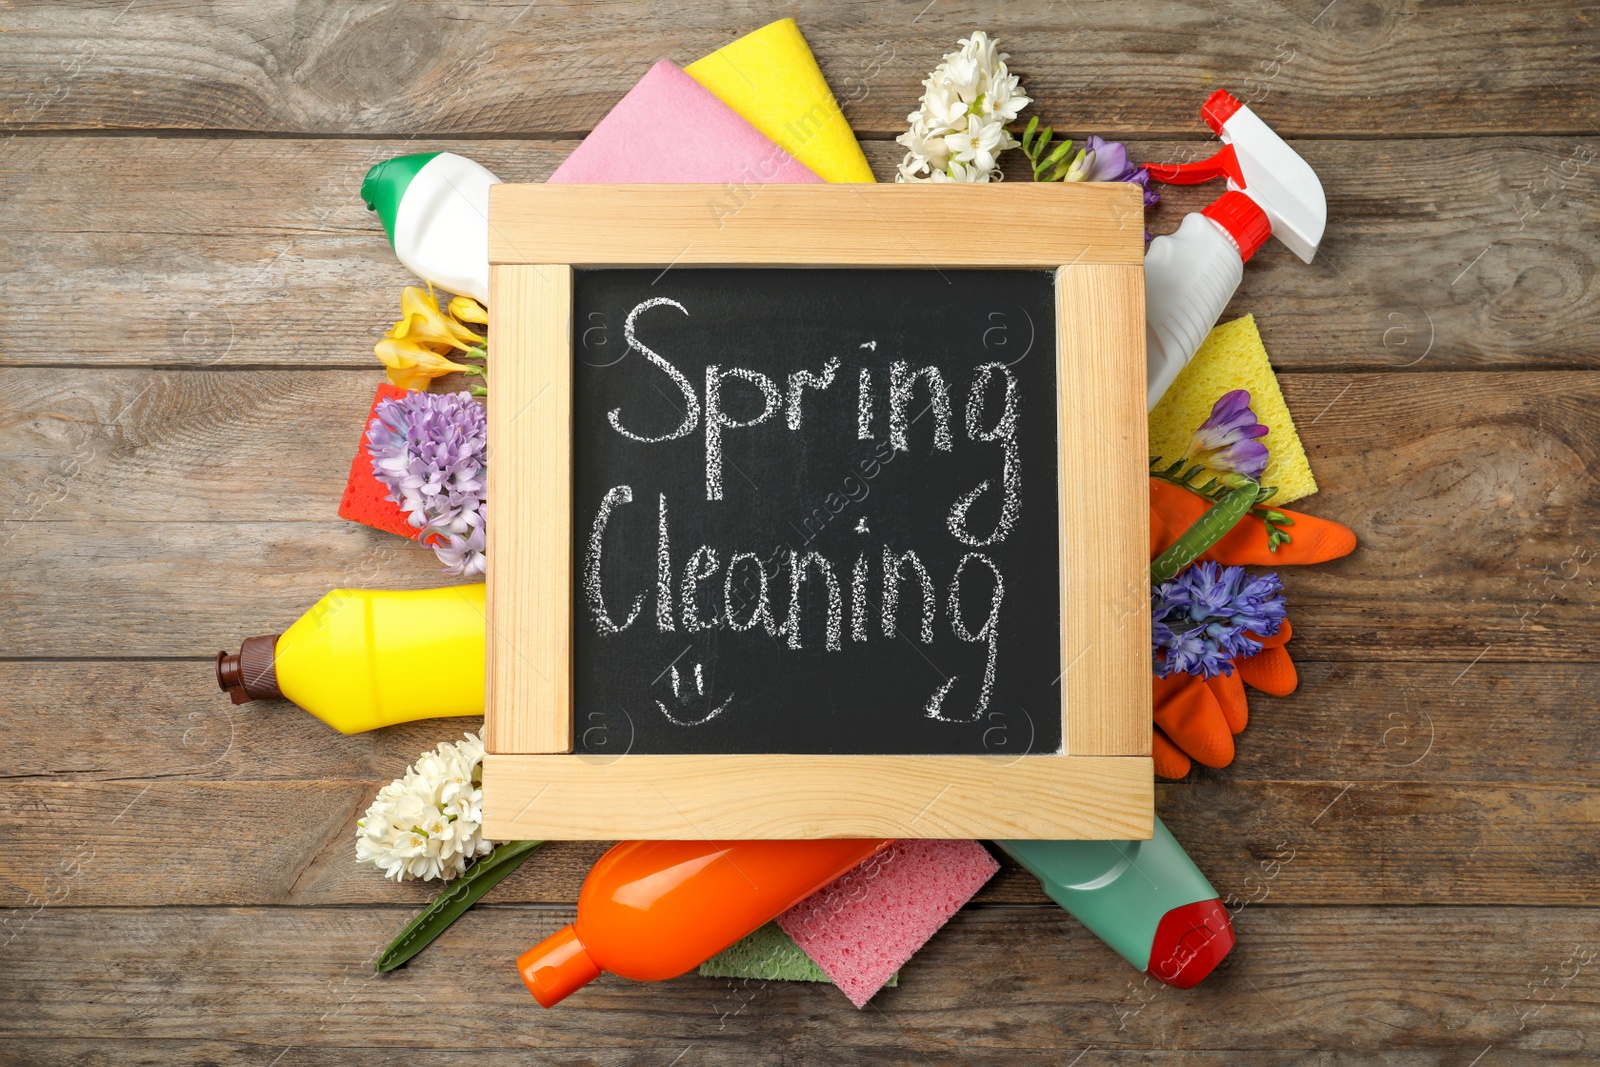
215, 585, 485, 733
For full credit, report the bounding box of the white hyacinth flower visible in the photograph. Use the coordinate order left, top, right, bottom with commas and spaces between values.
895, 31, 1031, 184
943, 113, 1006, 173
356, 732, 495, 882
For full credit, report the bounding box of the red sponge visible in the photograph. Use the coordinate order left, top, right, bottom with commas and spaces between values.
776, 839, 999, 1007
338, 382, 421, 541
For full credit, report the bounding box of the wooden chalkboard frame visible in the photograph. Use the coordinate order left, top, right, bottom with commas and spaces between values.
481, 183, 1152, 841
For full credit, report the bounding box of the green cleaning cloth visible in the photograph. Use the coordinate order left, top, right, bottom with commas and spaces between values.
699, 923, 898, 986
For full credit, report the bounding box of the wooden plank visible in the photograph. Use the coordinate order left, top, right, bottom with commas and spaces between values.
487, 183, 1145, 267
485, 265, 573, 755
1057, 265, 1151, 757
5, 1042, 1527, 1067
0, 1045, 797, 1067
5, 778, 1595, 907
3, 904, 1597, 1051
4, 136, 1596, 370
0, 779, 601, 908
6, 369, 1597, 662
0, 368, 388, 523
0, 519, 461, 659
6, 659, 1598, 787
0, 2, 1594, 137
0, 660, 474, 783
480, 754, 1153, 841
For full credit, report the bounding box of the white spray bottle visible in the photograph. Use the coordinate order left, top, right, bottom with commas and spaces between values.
1141, 90, 1327, 410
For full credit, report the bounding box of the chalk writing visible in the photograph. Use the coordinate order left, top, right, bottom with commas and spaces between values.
571, 268, 1061, 754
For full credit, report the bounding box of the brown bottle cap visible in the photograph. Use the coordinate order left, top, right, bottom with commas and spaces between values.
215, 634, 283, 704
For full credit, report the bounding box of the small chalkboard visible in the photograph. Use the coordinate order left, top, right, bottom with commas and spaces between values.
572, 267, 1059, 756
481, 183, 1153, 841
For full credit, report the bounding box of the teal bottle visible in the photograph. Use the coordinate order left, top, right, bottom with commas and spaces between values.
998, 815, 1234, 988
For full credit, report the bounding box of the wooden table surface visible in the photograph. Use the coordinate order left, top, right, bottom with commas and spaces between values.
3, 1, 1597, 1063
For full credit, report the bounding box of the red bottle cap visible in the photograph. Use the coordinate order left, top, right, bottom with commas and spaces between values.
1146, 897, 1236, 989
518, 925, 603, 1007
1201, 89, 1244, 133
1202, 190, 1272, 263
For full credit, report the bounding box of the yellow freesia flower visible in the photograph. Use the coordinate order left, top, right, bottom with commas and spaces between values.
376, 337, 480, 392
388, 286, 485, 353
447, 295, 489, 326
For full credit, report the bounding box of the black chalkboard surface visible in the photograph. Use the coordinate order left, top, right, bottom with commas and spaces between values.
571, 268, 1060, 756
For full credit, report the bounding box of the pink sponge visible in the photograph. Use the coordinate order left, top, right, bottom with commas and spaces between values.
776, 839, 999, 1007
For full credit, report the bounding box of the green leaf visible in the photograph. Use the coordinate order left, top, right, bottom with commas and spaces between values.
1149, 482, 1261, 585
375, 839, 545, 973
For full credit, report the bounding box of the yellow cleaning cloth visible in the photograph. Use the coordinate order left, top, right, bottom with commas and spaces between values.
687, 19, 876, 184
1148, 314, 1317, 504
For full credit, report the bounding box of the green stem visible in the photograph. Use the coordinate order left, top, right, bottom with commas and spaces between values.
1150, 462, 1294, 552
1149, 481, 1261, 586
375, 839, 545, 972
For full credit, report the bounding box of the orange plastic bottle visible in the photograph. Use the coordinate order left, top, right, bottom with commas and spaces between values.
518, 838, 890, 1006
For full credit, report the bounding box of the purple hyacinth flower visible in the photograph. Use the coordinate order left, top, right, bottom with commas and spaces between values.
1184, 389, 1270, 483
367, 390, 488, 577
434, 521, 486, 579
1151, 561, 1287, 679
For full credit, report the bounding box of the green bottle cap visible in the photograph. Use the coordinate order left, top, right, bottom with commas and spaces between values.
360, 152, 442, 247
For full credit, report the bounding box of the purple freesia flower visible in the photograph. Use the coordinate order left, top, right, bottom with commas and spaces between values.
1185, 389, 1270, 483
1124, 165, 1161, 207
1069, 136, 1161, 206
1081, 135, 1129, 182
1152, 561, 1286, 679
368, 390, 487, 578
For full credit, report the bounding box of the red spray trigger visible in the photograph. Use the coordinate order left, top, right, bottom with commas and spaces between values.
1144, 143, 1244, 188
1144, 91, 1249, 183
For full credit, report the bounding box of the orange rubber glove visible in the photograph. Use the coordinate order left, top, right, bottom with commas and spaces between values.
1149, 479, 1356, 778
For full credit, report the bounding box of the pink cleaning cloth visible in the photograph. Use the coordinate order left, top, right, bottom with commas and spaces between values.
549, 60, 822, 185
776, 839, 1000, 1007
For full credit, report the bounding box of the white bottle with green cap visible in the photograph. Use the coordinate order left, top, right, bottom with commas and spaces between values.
361, 152, 502, 303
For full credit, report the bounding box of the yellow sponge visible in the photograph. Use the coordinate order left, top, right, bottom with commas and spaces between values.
687, 19, 876, 184
1148, 314, 1318, 504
